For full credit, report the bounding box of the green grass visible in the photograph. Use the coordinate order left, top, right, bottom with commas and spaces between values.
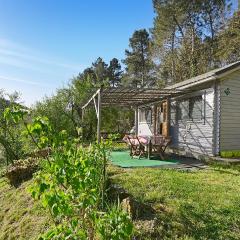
1, 154, 240, 239
0, 177, 52, 240
220, 150, 240, 158
108, 165, 240, 239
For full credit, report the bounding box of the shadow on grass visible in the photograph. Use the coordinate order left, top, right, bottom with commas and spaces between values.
178, 202, 240, 239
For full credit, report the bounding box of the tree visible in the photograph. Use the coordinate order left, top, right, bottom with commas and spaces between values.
152, 0, 231, 85
92, 57, 109, 86
0, 90, 26, 164
217, 10, 240, 64
123, 29, 155, 87
108, 58, 122, 87
32, 55, 132, 142
32, 87, 80, 137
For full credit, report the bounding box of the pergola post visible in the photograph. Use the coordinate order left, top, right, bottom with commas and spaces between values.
97, 88, 102, 143
134, 107, 138, 135
166, 97, 171, 137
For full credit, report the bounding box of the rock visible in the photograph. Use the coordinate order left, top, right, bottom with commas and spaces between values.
108, 183, 156, 220
121, 197, 139, 219
107, 184, 130, 202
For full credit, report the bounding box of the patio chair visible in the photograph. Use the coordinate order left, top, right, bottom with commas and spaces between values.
151, 136, 171, 160
123, 135, 145, 158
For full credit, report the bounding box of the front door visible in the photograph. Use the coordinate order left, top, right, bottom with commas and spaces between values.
155, 100, 169, 137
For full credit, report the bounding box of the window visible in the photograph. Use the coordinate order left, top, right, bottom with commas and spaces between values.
139, 107, 152, 123
177, 95, 203, 121
177, 100, 189, 120
189, 96, 202, 120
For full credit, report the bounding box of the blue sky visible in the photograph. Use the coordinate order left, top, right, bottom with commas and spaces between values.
0, 0, 154, 106
0, 0, 238, 106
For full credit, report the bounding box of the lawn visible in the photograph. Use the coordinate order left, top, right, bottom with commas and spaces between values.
0, 177, 51, 240
108, 165, 240, 240
1, 158, 240, 239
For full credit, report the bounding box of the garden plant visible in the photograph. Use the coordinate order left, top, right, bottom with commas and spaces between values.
3, 106, 133, 240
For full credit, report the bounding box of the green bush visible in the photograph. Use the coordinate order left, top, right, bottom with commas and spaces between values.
220, 150, 240, 158
96, 205, 133, 240
4, 106, 134, 239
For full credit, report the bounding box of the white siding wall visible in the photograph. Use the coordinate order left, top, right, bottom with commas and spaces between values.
220, 70, 240, 151
170, 88, 215, 156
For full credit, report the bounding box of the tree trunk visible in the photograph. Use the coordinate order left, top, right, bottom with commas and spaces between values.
171, 28, 176, 83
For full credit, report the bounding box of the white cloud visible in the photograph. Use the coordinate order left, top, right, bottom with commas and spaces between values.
0, 38, 83, 72
0, 38, 84, 106
0, 75, 52, 87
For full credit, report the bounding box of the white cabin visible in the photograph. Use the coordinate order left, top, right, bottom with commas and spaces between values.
137, 61, 240, 159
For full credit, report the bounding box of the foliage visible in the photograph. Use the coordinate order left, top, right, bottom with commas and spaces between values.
217, 10, 240, 63
152, 0, 232, 85
123, 29, 156, 87
32, 56, 133, 142
74, 57, 123, 88
31, 143, 108, 239
4, 107, 133, 239
0, 90, 28, 165
108, 58, 123, 87
32, 86, 85, 138
96, 205, 133, 240
220, 150, 240, 158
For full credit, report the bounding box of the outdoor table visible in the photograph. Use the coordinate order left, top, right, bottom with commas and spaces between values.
145, 135, 169, 160
123, 135, 170, 160
137, 135, 152, 159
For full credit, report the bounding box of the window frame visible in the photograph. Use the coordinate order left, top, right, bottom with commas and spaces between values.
189, 95, 203, 120
177, 95, 204, 122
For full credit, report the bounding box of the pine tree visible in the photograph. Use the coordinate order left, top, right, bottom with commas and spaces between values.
152, 0, 230, 84
108, 58, 123, 87
123, 29, 155, 87
217, 10, 240, 64
92, 57, 109, 86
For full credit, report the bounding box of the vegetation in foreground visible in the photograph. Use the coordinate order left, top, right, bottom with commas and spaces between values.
108, 165, 240, 240
1, 107, 133, 239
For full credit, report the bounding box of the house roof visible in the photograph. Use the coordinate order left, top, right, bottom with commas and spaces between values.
165, 61, 240, 90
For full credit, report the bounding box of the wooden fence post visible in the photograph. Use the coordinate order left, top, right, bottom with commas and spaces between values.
97, 89, 102, 143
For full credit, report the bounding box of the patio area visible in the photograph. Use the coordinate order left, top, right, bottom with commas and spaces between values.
110, 150, 208, 170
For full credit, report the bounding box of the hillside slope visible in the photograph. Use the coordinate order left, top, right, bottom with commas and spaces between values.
0, 177, 51, 240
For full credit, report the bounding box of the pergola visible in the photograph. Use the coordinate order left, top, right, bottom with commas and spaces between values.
81, 87, 186, 142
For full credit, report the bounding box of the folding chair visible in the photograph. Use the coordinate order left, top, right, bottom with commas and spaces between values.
123, 135, 145, 158
151, 136, 171, 160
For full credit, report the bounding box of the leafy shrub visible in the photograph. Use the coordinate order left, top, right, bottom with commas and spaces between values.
5, 157, 39, 186
0, 96, 28, 164
96, 205, 134, 240
4, 106, 133, 239
220, 150, 240, 158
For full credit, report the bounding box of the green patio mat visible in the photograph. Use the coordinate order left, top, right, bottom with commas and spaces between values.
110, 151, 178, 168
